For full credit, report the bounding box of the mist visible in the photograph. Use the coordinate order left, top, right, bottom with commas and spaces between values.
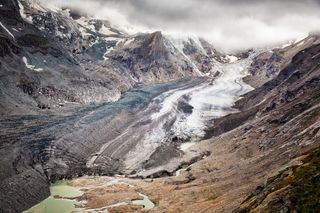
41, 0, 320, 52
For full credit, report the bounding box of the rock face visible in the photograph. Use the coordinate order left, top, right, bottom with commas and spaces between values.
243, 36, 320, 88
108, 31, 196, 83
0, 0, 225, 116
0, 1, 225, 212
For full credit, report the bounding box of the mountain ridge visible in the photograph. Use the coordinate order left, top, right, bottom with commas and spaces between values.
1, 0, 320, 213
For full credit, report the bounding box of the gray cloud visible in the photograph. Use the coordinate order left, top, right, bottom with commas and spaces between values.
41, 0, 320, 52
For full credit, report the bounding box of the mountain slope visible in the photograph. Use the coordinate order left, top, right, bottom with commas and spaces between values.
1, 0, 225, 116
1, 1, 319, 213
138, 37, 320, 212
0, 1, 226, 212
68, 36, 320, 213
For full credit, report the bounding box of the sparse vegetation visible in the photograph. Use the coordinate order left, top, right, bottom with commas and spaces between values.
201, 186, 221, 201
238, 147, 320, 212
290, 148, 320, 212
199, 160, 219, 173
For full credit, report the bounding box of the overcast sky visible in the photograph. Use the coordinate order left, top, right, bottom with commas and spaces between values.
42, 0, 320, 52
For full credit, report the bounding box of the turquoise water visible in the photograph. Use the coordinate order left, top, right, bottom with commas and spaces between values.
132, 193, 155, 209
24, 181, 155, 212
23, 197, 78, 213
24, 181, 84, 213
50, 181, 83, 198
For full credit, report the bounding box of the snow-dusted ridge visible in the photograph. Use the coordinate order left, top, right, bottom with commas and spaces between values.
0, 21, 15, 38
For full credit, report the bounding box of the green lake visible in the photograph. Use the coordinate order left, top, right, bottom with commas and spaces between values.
23, 181, 84, 213
24, 180, 155, 212
132, 193, 155, 210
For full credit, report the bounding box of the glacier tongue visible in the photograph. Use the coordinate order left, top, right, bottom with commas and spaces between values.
150, 54, 255, 141
122, 54, 256, 173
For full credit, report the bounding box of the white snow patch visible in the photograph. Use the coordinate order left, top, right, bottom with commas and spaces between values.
23, 57, 35, 69
297, 40, 305, 47
75, 17, 89, 27
79, 27, 91, 37
129, 74, 139, 83
180, 142, 195, 151
102, 52, 111, 61
124, 38, 135, 46
34, 68, 44, 72
192, 37, 207, 54
105, 37, 120, 42
99, 24, 114, 35
103, 47, 114, 60
281, 42, 292, 48
294, 34, 309, 44
22, 57, 43, 72
175, 168, 185, 176
278, 34, 308, 49
107, 202, 128, 208
103, 38, 124, 60
76, 17, 96, 37
167, 36, 204, 76
226, 55, 238, 63
0, 21, 15, 39
18, 1, 33, 24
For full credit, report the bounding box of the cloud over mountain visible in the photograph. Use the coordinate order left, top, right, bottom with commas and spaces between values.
42, 0, 320, 52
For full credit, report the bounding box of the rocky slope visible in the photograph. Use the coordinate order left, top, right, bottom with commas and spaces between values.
243, 35, 319, 88
0, 0, 228, 212
152, 36, 320, 212
1, 0, 320, 213
0, 0, 226, 116
55, 35, 320, 213
236, 147, 320, 212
